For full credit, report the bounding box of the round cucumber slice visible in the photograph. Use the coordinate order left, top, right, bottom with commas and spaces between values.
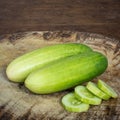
75, 86, 102, 105
97, 80, 118, 98
86, 82, 111, 100
61, 92, 89, 112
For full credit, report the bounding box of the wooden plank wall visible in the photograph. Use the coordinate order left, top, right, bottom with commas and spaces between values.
0, 0, 120, 39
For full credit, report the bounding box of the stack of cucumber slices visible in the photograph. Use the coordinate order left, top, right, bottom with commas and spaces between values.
61, 80, 118, 112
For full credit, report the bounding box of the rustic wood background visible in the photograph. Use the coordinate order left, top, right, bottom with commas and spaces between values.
0, 0, 120, 39
0, 31, 120, 120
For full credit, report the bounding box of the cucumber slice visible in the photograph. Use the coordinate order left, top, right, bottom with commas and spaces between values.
61, 92, 89, 112
98, 80, 118, 98
86, 82, 111, 100
75, 86, 102, 105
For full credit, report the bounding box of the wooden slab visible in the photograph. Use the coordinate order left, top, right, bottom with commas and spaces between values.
0, 31, 120, 120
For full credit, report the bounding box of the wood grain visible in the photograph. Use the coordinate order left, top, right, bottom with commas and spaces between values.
0, 0, 120, 39
0, 31, 120, 120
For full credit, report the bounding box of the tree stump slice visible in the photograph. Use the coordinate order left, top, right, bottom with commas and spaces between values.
0, 31, 120, 120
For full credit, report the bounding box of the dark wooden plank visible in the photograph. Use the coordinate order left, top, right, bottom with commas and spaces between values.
0, 0, 120, 39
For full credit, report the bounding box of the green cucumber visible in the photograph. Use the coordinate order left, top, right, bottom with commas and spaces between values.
75, 86, 102, 105
61, 92, 89, 112
6, 43, 92, 82
98, 80, 118, 98
25, 51, 108, 94
86, 82, 110, 100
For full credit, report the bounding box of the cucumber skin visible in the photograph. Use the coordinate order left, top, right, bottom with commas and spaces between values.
25, 51, 108, 94
6, 43, 92, 82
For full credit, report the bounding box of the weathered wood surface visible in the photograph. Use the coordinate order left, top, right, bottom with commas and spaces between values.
0, 0, 120, 39
0, 31, 120, 120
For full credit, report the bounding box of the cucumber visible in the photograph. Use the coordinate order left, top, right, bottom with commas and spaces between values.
98, 80, 118, 98
25, 51, 108, 94
6, 43, 92, 82
86, 82, 110, 100
75, 86, 102, 105
61, 92, 90, 112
